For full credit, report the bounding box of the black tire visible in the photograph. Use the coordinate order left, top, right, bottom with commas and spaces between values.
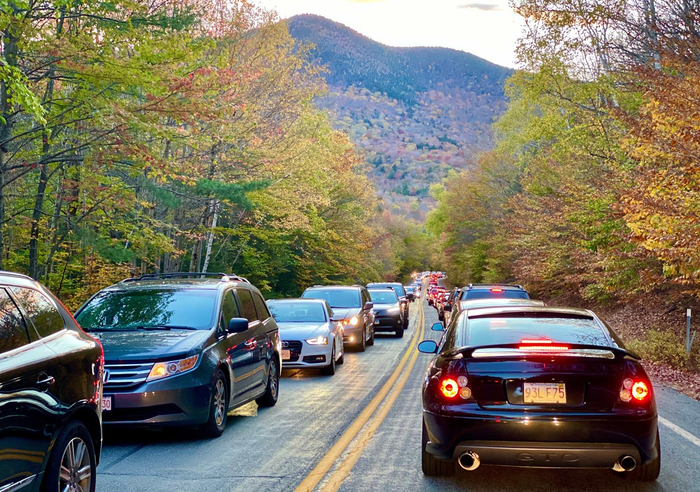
357, 329, 367, 352
256, 357, 280, 407
367, 326, 375, 346
623, 431, 660, 481
42, 420, 96, 492
321, 347, 337, 376
404, 315, 409, 329
395, 324, 404, 338
421, 420, 455, 477
201, 369, 229, 438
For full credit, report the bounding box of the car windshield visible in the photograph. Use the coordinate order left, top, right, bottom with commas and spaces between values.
369, 290, 398, 304
465, 316, 609, 347
461, 290, 529, 300
76, 289, 217, 331
268, 301, 327, 323
302, 289, 361, 308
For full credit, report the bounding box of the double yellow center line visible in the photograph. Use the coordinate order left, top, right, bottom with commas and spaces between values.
295, 298, 426, 492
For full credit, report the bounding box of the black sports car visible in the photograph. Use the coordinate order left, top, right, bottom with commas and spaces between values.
418, 306, 660, 481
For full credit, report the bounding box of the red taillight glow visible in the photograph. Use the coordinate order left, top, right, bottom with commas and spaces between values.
632, 381, 649, 401
440, 378, 459, 398
490, 288, 503, 292
620, 378, 650, 402
518, 339, 568, 351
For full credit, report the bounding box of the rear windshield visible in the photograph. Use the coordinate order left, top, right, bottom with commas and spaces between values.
461, 289, 529, 300
76, 289, 217, 331
268, 301, 327, 323
465, 316, 609, 347
369, 290, 399, 304
302, 289, 361, 308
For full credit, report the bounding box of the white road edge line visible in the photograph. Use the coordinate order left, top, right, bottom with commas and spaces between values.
659, 416, 700, 448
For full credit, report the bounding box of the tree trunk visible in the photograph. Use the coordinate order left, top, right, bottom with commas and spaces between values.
201, 200, 219, 273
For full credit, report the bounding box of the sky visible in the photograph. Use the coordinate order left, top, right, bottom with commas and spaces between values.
253, 0, 525, 68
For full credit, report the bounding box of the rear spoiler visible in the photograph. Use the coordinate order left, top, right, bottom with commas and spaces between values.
445, 343, 641, 361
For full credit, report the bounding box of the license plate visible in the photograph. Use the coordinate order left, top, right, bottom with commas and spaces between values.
102, 396, 112, 412
523, 383, 566, 404
282, 349, 291, 360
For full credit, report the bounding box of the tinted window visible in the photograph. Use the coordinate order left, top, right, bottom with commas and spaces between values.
302, 289, 361, 308
237, 289, 257, 322
368, 290, 399, 304
0, 289, 30, 354
76, 289, 217, 330
461, 290, 529, 300
9, 287, 64, 338
268, 301, 327, 323
252, 293, 270, 320
220, 291, 241, 330
465, 316, 609, 347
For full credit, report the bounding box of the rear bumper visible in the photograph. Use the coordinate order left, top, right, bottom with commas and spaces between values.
423, 411, 658, 467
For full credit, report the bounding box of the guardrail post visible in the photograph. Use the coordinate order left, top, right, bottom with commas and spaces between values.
687, 308, 696, 354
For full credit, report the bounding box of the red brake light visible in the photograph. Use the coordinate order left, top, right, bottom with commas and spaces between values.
440, 378, 459, 398
632, 381, 649, 401
518, 339, 569, 351
490, 288, 503, 292
620, 378, 650, 402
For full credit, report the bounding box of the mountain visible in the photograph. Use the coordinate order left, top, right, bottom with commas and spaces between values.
287, 14, 513, 219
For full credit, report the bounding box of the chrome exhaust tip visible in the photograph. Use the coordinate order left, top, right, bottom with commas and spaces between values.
613, 455, 637, 472
457, 451, 480, 471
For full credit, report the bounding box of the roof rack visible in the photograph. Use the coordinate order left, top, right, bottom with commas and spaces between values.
121, 272, 250, 283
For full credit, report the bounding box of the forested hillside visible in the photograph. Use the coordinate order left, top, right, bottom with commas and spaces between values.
0, 0, 428, 306
288, 15, 512, 219
426, 0, 700, 371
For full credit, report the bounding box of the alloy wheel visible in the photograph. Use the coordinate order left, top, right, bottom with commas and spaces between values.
59, 437, 92, 492
214, 378, 226, 427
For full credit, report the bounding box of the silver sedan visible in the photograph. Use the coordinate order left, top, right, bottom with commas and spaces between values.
267, 298, 344, 376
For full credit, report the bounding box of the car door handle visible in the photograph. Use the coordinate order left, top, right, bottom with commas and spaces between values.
36, 375, 55, 391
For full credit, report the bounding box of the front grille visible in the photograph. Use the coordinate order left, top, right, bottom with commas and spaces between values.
375, 317, 399, 328
282, 340, 303, 362
104, 362, 154, 391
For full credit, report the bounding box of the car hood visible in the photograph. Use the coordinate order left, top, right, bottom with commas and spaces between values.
91, 330, 211, 362
330, 308, 362, 319
277, 323, 328, 341
374, 303, 400, 314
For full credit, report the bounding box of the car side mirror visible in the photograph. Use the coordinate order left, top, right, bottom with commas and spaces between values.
364, 301, 374, 311
407, 293, 414, 301
418, 340, 438, 354
431, 322, 444, 332
227, 317, 249, 334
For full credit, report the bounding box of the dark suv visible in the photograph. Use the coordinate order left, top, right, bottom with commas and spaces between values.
460, 283, 530, 301
366, 282, 409, 329
75, 273, 281, 438
301, 285, 375, 351
0, 271, 103, 492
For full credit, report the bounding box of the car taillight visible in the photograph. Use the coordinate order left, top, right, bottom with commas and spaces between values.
439, 376, 472, 400
490, 288, 503, 292
620, 378, 650, 402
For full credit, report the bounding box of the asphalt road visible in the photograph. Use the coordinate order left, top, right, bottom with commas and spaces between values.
97, 299, 700, 492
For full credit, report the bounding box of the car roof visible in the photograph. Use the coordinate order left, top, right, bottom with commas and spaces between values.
459, 298, 544, 310
465, 305, 593, 319
305, 285, 362, 290
268, 298, 326, 303
462, 283, 525, 291
0, 270, 42, 289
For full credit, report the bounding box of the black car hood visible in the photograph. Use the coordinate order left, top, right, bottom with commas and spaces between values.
92, 330, 211, 362
374, 303, 400, 315
331, 308, 362, 319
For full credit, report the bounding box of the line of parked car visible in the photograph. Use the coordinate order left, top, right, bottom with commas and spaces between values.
0, 270, 416, 492
418, 279, 661, 482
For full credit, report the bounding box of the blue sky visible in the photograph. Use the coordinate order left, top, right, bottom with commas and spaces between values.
254, 0, 524, 67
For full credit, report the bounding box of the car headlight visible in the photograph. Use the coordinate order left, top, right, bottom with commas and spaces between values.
344, 316, 359, 326
147, 355, 199, 382
306, 335, 328, 345
387, 306, 401, 314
